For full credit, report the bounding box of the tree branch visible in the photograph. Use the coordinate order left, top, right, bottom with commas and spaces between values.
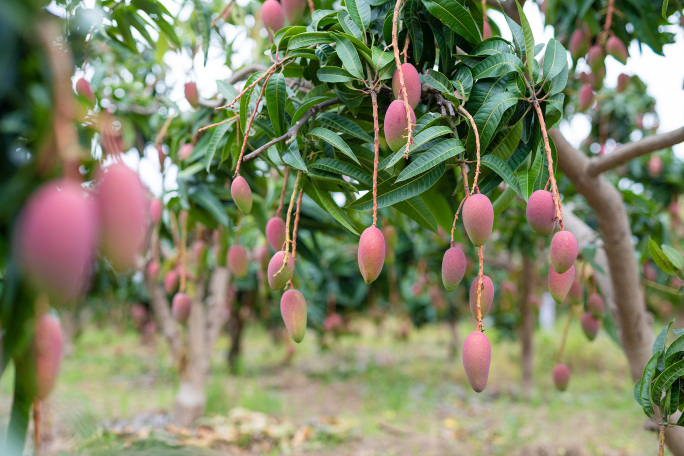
588, 126, 684, 176
242, 97, 341, 162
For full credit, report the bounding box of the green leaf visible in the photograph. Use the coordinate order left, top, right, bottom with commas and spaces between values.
404, 0, 424, 61
348, 164, 445, 210
288, 32, 333, 50
665, 335, 684, 367
282, 139, 308, 171
266, 73, 287, 140
312, 183, 360, 235
310, 158, 372, 186
503, 11, 525, 58
480, 155, 524, 199
634, 379, 643, 406
654, 321, 674, 355
382, 126, 454, 169
519, 148, 542, 201
216, 80, 238, 101
651, 359, 684, 409
492, 185, 517, 215
421, 0, 480, 44
471, 53, 525, 79
193, 0, 211, 65
423, 69, 452, 93
291, 95, 335, 125
473, 91, 521, 152
395, 196, 439, 233
309, 127, 360, 164
273, 26, 308, 49
640, 351, 662, 417
396, 139, 464, 182
515, 0, 535, 78
662, 245, 684, 271
204, 123, 231, 171
317, 66, 357, 83
545, 62, 569, 95
189, 186, 229, 226
541, 38, 567, 84
338, 12, 363, 40
650, 238, 678, 275
346, 0, 371, 32
318, 113, 373, 142
332, 34, 365, 79
452, 66, 473, 99
663, 0, 669, 18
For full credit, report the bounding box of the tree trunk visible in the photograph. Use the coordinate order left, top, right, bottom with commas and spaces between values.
227, 295, 245, 374
520, 256, 536, 392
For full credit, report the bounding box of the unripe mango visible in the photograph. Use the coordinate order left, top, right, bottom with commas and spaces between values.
282, 0, 306, 24
469, 275, 495, 317
281, 288, 307, 343
15, 180, 98, 301
648, 155, 663, 177
179, 143, 194, 161
76, 77, 95, 103
526, 190, 556, 236
569, 29, 588, 61
587, 45, 605, 73
193, 240, 207, 264
97, 163, 148, 271
147, 260, 160, 279
462, 194, 494, 247
172, 292, 192, 324
580, 311, 599, 341
358, 226, 385, 285
606, 36, 628, 64
550, 231, 577, 274
231, 176, 253, 215
34, 314, 64, 400
185, 82, 198, 107
552, 363, 571, 391
548, 264, 575, 303
150, 198, 162, 225
266, 217, 286, 251
617, 73, 630, 93
391, 64, 421, 109
578, 83, 594, 111
164, 270, 179, 294
441, 246, 466, 292
482, 20, 492, 39
383, 100, 416, 152
261, 0, 285, 40
462, 331, 491, 393
228, 245, 249, 278
590, 65, 605, 91
587, 293, 605, 318
268, 250, 295, 289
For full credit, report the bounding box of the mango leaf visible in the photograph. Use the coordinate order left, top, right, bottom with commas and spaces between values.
338, 11, 363, 39
662, 245, 684, 271
332, 34, 365, 79
452, 66, 473, 99
204, 123, 231, 171
291, 95, 336, 125
317, 66, 357, 83
421, 0, 480, 44
471, 53, 525, 79
273, 26, 308, 49
348, 164, 445, 210
423, 69, 452, 93
282, 139, 308, 171
382, 126, 453, 169
216, 80, 238, 101
312, 10, 337, 29
288, 32, 333, 50
639, 351, 662, 417
188, 186, 229, 226
404, 0, 424, 61
308, 168, 359, 191
318, 113, 373, 142
492, 185, 517, 214
518, 147, 542, 201
651, 359, 684, 409
193, 0, 211, 64
650, 238, 677, 275
396, 139, 464, 182
504, 10, 525, 58
515, 0, 535, 78
473, 91, 521, 152
545, 62, 569, 95
310, 158, 373, 186
312, 183, 360, 235
541, 38, 567, 84
395, 196, 438, 233
665, 335, 684, 367
654, 321, 674, 355
309, 128, 360, 164
266, 73, 287, 140
346, 0, 371, 32
480, 155, 523, 199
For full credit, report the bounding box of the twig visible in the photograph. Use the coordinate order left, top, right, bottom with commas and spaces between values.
390, 0, 415, 158
216, 62, 277, 110
234, 72, 274, 177
307, 0, 314, 14
274, 172, 302, 278
242, 98, 341, 162
275, 167, 290, 218
371, 90, 380, 227
402, 35, 410, 64
154, 115, 175, 148
286, 189, 304, 289
533, 101, 564, 230
598, 0, 615, 45
476, 246, 484, 331
458, 106, 481, 192
197, 115, 238, 133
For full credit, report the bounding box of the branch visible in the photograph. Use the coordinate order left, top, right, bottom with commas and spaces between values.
242, 97, 341, 162
228, 64, 269, 85
588, 126, 684, 176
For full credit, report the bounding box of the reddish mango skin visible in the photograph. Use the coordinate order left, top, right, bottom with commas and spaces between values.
578, 83, 594, 111
569, 29, 588, 61
391, 64, 421, 109
231, 176, 253, 215
268, 250, 295, 289
383, 100, 416, 152
550, 231, 578, 274
358, 226, 385, 285
172, 292, 192, 324
462, 331, 491, 393
282, 0, 306, 24
526, 190, 556, 236
34, 314, 64, 400
97, 164, 148, 271
552, 363, 571, 391
147, 261, 160, 279
266, 217, 287, 251
462, 194, 494, 247
581, 311, 600, 341
482, 20, 492, 39
442, 246, 466, 292
228, 245, 249, 278
184, 82, 198, 107
587, 293, 605, 318
193, 240, 207, 264
164, 270, 179, 294
76, 78, 95, 103
150, 198, 162, 225
281, 289, 307, 343
606, 36, 628, 64
617, 73, 630, 93
16, 180, 98, 301
261, 0, 285, 40
469, 275, 495, 317
255, 244, 270, 269
548, 264, 575, 303
179, 143, 194, 161
568, 275, 583, 302
587, 45, 605, 73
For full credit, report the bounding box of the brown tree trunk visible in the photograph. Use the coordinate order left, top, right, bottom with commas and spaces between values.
227, 292, 246, 374
520, 256, 536, 392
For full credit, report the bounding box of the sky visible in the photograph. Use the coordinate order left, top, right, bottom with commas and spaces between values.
66, 0, 684, 197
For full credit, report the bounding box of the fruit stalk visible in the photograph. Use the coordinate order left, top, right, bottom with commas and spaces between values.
276, 167, 290, 218
234, 71, 274, 177
450, 164, 471, 247
556, 304, 576, 363
390, 0, 414, 158
286, 188, 304, 289
599, 0, 615, 44
402, 35, 410, 64
275, 171, 302, 279
371, 89, 380, 227
476, 246, 484, 331
533, 101, 564, 230
458, 106, 481, 192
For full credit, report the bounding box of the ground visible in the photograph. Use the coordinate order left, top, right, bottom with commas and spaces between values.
0, 315, 663, 455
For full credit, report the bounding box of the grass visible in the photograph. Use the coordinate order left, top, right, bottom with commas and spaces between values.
0, 315, 666, 455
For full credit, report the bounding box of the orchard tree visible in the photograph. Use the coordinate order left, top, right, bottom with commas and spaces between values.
2, 0, 684, 454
